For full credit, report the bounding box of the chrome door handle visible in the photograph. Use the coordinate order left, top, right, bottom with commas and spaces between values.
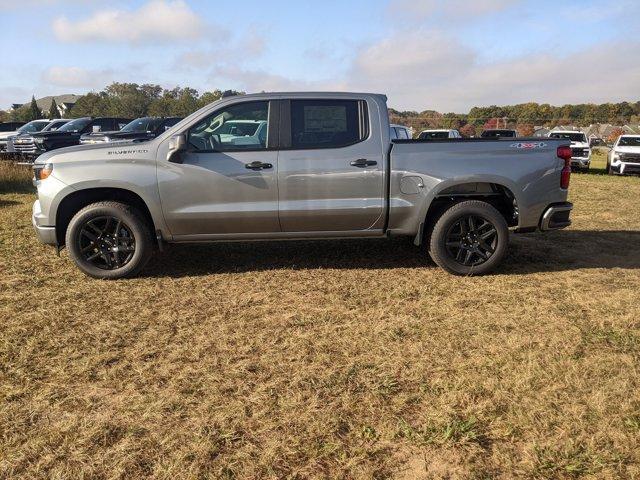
350, 159, 377, 168
245, 161, 273, 170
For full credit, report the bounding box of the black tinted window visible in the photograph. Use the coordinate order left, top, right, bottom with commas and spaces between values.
291, 100, 364, 149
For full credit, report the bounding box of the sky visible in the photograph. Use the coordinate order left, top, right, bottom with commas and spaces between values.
0, 0, 639, 112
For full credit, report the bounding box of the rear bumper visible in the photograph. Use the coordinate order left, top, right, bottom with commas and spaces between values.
32, 200, 57, 245
540, 202, 573, 231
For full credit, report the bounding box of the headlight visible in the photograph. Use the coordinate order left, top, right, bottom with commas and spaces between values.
34, 137, 44, 144
33, 163, 53, 181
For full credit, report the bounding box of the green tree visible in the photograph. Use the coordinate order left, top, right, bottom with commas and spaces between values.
49, 98, 61, 119
29, 95, 42, 121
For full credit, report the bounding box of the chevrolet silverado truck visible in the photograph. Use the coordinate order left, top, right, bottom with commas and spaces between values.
607, 135, 640, 175
31, 92, 574, 279
9, 119, 70, 156
79, 116, 183, 145
0, 119, 51, 152
548, 130, 591, 171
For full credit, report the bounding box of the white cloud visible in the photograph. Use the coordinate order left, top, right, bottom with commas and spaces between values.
388, 0, 520, 21
41, 66, 115, 88
52, 0, 204, 44
343, 30, 640, 111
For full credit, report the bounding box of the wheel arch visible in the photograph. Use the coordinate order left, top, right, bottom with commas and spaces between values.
415, 179, 520, 246
55, 187, 156, 247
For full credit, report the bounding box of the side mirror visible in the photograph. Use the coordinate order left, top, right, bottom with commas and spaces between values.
92, 125, 101, 133
167, 134, 187, 163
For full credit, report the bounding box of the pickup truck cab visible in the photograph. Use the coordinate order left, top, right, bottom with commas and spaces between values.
418, 129, 461, 140
390, 124, 412, 140
79, 117, 183, 145
32, 92, 573, 279
607, 135, 640, 175
548, 131, 591, 171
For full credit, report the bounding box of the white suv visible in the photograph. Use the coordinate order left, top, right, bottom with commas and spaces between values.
548, 131, 591, 171
608, 135, 640, 175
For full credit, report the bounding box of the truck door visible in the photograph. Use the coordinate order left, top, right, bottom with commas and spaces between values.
157, 100, 280, 237
277, 98, 385, 232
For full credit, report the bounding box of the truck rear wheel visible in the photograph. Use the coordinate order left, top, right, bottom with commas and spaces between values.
65, 201, 153, 279
428, 200, 509, 276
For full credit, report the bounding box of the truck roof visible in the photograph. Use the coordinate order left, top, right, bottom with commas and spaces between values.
229, 91, 388, 101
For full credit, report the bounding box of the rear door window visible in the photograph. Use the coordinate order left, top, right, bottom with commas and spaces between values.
290, 99, 366, 149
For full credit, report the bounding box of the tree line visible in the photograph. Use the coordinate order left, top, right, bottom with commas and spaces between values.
390, 100, 640, 137
2, 83, 639, 138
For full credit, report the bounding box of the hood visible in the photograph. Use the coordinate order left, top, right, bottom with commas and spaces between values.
614, 146, 640, 154
570, 141, 589, 148
33, 130, 81, 139
35, 139, 157, 165
0, 131, 18, 140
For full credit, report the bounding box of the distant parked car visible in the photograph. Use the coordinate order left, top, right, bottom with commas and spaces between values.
0, 119, 51, 152
418, 129, 461, 140
390, 124, 412, 139
21, 117, 131, 159
607, 135, 640, 175
589, 137, 605, 148
480, 129, 517, 139
0, 121, 25, 132
80, 117, 183, 145
548, 131, 591, 171
9, 119, 71, 156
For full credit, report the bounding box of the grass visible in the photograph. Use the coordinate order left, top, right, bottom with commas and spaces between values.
1, 161, 640, 479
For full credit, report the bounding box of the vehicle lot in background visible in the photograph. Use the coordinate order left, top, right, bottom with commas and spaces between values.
24, 117, 132, 158
1, 162, 639, 478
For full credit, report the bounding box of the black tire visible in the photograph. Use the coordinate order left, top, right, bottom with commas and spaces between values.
428, 200, 509, 276
65, 201, 153, 279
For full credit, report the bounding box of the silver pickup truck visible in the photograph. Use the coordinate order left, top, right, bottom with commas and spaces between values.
32, 92, 573, 279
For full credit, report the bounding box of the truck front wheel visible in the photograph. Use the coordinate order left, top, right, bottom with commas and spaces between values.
428, 200, 509, 276
65, 201, 153, 279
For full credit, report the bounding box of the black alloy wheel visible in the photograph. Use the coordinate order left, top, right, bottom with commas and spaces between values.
78, 216, 136, 270
444, 214, 498, 267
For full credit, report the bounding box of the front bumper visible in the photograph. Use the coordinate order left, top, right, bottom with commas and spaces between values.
611, 162, 640, 175
32, 200, 57, 245
540, 202, 573, 231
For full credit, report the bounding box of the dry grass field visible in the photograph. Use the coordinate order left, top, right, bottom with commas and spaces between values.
1, 159, 639, 479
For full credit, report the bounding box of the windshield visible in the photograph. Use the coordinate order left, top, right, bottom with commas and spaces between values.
42, 120, 69, 132
550, 132, 586, 143
121, 117, 163, 133
17, 121, 48, 134
58, 118, 91, 133
419, 131, 449, 140
618, 137, 640, 147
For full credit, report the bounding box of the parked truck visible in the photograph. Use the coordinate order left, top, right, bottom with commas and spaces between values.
607, 135, 640, 175
548, 130, 591, 171
31, 92, 573, 279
